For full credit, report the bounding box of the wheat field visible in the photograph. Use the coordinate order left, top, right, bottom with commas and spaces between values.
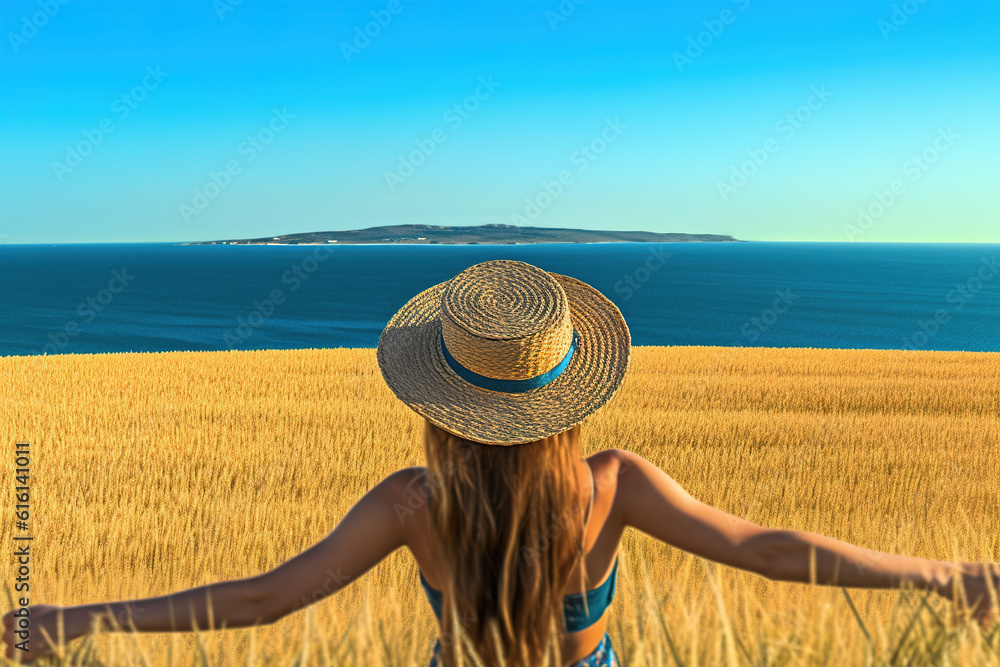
1, 345, 999, 666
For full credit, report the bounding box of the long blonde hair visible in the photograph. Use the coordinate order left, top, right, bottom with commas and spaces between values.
422, 418, 589, 667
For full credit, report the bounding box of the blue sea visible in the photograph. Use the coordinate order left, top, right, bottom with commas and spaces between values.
0, 242, 997, 357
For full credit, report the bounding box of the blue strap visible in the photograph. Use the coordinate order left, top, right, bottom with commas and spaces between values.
419, 570, 444, 619
440, 329, 579, 393
563, 555, 619, 632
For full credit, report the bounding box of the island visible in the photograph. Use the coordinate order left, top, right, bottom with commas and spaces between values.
179, 224, 740, 245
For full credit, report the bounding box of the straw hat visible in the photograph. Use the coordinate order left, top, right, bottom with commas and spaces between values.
376, 259, 631, 445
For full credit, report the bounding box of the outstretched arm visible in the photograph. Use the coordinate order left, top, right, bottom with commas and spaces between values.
614, 448, 776, 577
5, 468, 414, 657
253, 467, 415, 622
614, 449, 995, 605
755, 527, 958, 591
751, 526, 1000, 623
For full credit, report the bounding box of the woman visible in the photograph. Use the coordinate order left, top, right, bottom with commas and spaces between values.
4, 259, 998, 666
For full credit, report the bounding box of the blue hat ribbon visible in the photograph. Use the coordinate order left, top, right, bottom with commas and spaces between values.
440, 329, 579, 394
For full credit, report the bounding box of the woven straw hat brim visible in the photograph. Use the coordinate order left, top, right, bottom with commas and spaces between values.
376, 272, 631, 445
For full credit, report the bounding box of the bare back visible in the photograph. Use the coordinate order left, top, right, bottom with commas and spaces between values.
403, 449, 627, 665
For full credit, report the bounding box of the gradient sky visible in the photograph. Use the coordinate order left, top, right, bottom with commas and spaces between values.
1, 0, 997, 243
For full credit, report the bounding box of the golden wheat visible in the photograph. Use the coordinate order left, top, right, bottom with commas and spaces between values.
1, 345, 998, 665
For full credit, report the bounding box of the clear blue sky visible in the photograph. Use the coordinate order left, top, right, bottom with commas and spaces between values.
1, 0, 997, 243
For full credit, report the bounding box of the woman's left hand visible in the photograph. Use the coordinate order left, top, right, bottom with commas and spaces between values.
942, 562, 1000, 629
2, 605, 70, 662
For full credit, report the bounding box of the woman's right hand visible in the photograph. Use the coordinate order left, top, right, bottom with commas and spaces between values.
943, 562, 1000, 628
2, 605, 66, 661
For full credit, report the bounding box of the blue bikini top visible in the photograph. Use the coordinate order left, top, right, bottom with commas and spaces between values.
418, 463, 618, 632
419, 555, 619, 633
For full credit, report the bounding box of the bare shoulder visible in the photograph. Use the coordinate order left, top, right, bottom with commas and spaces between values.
580, 449, 637, 546
598, 448, 681, 518
390, 466, 427, 482
583, 449, 629, 483
588, 448, 646, 476
363, 467, 428, 519
383, 466, 428, 497
382, 466, 431, 533
594, 449, 774, 576
591, 448, 692, 526
583, 449, 632, 511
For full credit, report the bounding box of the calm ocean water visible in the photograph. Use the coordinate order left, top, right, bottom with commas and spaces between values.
0, 242, 997, 357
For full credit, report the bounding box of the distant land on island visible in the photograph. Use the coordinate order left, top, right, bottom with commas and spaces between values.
179, 224, 741, 245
